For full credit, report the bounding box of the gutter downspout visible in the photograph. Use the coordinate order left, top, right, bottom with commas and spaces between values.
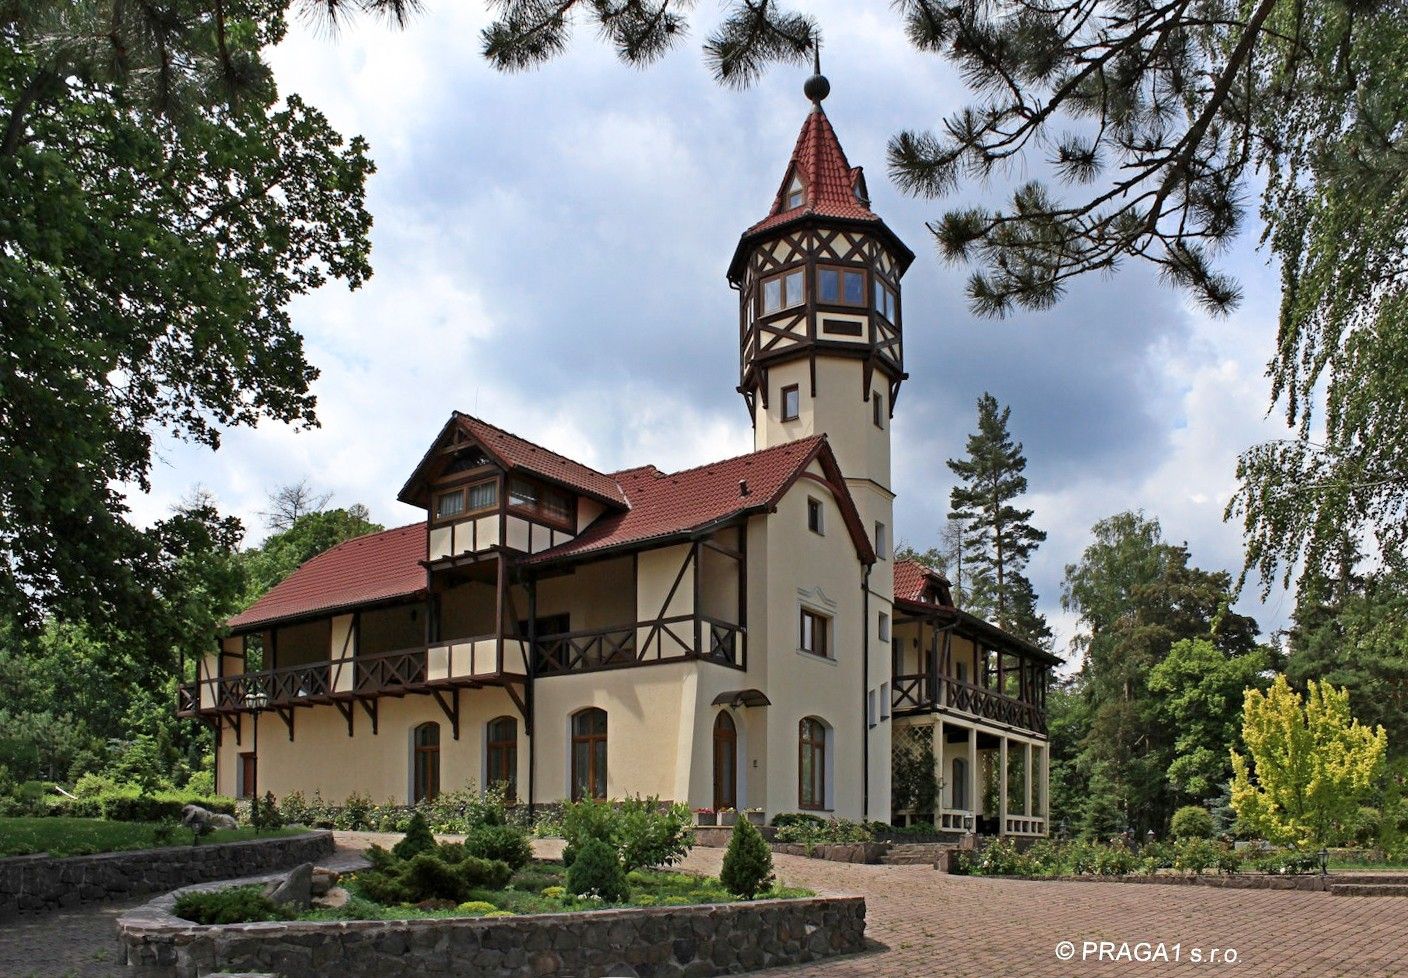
862, 564, 871, 821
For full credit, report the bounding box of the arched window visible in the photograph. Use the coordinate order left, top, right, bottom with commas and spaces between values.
571, 708, 607, 801
951, 757, 968, 811
713, 712, 738, 811
486, 716, 518, 803
413, 722, 440, 803
798, 717, 828, 810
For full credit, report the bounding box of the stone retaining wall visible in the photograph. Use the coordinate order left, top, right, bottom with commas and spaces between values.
119, 882, 866, 978
1007, 873, 1331, 892
0, 831, 334, 918
770, 842, 890, 864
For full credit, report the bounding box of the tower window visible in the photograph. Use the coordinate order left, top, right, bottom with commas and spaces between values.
878, 612, 890, 642
761, 270, 804, 315
807, 497, 824, 534
874, 521, 888, 560
874, 280, 898, 322
800, 608, 829, 658
781, 384, 800, 422
873, 392, 885, 429
817, 266, 866, 307
785, 175, 805, 210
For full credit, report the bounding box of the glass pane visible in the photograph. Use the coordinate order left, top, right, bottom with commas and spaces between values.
873, 279, 883, 310
573, 742, 588, 798
509, 478, 536, 507
436, 491, 464, 519
785, 271, 804, 307
783, 387, 799, 419
819, 269, 839, 303
762, 278, 782, 313
800, 745, 813, 805
593, 741, 607, 798
467, 481, 497, 510
844, 271, 864, 305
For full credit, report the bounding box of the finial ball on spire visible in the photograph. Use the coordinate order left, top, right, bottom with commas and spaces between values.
805, 36, 829, 105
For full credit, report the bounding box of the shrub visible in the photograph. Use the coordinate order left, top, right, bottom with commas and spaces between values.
614, 796, 693, 872
465, 824, 533, 871
393, 812, 437, 860
719, 817, 774, 899
1255, 848, 1322, 875
566, 837, 628, 902
1171, 805, 1214, 840
354, 845, 513, 905
969, 838, 1025, 876
251, 791, 284, 831
542, 886, 566, 899
457, 900, 498, 914
173, 886, 294, 925
771, 812, 825, 830
1093, 838, 1138, 876
774, 817, 874, 847
559, 797, 617, 867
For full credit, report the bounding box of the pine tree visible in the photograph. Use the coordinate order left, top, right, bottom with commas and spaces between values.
947, 394, 1049, 642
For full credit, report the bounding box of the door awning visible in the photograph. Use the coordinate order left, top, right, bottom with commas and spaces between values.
711, 689, 772, 708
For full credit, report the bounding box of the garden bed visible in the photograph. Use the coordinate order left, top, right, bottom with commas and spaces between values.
120, 867, 865, 978
0, 816, 307, 858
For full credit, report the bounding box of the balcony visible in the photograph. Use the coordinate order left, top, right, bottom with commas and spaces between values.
533, 615, 745, 676
891, 674, 1046, 735
177, 636, 523, 717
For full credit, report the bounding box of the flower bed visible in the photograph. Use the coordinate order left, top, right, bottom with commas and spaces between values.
948, 837, 1336, 884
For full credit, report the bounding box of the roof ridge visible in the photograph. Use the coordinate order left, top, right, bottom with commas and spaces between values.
454, 412, 617, 483
645, 435, 826, 482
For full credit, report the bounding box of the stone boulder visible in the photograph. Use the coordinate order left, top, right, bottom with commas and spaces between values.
266, 862, 313, 909
181, 804, 238, 833
312, 886, 350, 910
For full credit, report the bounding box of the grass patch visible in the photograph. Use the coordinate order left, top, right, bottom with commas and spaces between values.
0, 816, 309, 857
303, 860, 813, 921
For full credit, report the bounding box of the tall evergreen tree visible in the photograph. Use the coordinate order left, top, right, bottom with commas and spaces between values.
946, 393, 1049, 643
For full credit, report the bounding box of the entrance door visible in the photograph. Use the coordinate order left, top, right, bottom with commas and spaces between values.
239, 753, 257, 799
712, 712, 738, 810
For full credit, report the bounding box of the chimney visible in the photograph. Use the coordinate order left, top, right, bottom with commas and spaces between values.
739, 479, 750, 497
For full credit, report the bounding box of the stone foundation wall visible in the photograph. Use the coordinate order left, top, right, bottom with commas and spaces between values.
119, 889, 867, 978
0, 831, 334, 918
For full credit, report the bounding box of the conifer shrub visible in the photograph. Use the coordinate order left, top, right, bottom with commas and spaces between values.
565, 837, 628, 902
1171, 805, 1214, 840
719, 817, 774, 899
172, 886, 295, 925
392, 811, 436, 860
465, 823, 533, 871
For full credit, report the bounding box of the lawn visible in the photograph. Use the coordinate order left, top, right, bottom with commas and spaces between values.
0, 816, 310, 857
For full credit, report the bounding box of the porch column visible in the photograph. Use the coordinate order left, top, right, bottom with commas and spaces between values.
968, 732, 979, 829
1025, 741, 1033, 825
934, 720, 945, 821
999, 737, 1009, 836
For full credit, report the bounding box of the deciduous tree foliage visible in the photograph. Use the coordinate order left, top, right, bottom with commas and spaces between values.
1061, 512, 1260, 834
1230, 675, 1388, 846
0, 2, 373, 638
947, 393, 1050, 645
241, 504, 383, 604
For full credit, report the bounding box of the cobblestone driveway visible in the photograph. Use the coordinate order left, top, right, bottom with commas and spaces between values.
7, 835, 1404, 978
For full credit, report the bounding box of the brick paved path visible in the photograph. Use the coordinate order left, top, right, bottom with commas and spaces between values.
7, 835, 1404, 977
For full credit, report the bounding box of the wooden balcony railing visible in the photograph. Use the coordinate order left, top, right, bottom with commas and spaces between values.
891, 673, 1047, 734
177, 639, 498, 717
533, 615, 745, 677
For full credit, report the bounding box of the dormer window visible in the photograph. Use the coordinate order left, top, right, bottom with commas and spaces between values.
434, 479, 497, 523
785, 175, 805, 210
818, 266, 866, 307
760, 270, 804, 315
508, 477, 573, 526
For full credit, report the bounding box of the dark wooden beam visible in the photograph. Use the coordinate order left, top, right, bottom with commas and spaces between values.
333, 699, 355, 738
359, 697, 379, 736
431, 687, 461, 740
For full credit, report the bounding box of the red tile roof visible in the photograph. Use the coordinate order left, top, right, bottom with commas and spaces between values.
893, 558, 954, 608
525, 437, 830, 564
744, 108, 880, 237
455, 414, 628, 507
228, 522, 427, 631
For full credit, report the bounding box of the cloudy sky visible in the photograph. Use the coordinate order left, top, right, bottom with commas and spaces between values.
133, 2, 1296, 651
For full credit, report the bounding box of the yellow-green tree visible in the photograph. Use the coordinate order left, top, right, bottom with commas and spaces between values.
1230, 676, 1387, 846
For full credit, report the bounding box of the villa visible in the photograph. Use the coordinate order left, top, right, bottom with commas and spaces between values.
181, 76, 1057, 837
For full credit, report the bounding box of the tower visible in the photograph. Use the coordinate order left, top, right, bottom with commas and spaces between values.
727, 64, 914, 551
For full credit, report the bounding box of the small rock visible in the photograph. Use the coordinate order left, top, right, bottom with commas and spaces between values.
310, 867, 339, 896
312, 886, 350, 909
268, 862, 313, 908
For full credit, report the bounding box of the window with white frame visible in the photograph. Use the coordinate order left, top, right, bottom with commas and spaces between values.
878, 611, 890, 643
874, 521, 888, 560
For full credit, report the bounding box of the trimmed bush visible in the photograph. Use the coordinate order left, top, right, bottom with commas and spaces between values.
720, 816, 774, 899
457, 900, 498, 914
173, 886, 295, 925
392, 811, 436, 860
566, 837, 628, 902
47, 787, 236, 823
353, 837, 513, 905
465, 823, 533, 871
1171, 805, 1214, 840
